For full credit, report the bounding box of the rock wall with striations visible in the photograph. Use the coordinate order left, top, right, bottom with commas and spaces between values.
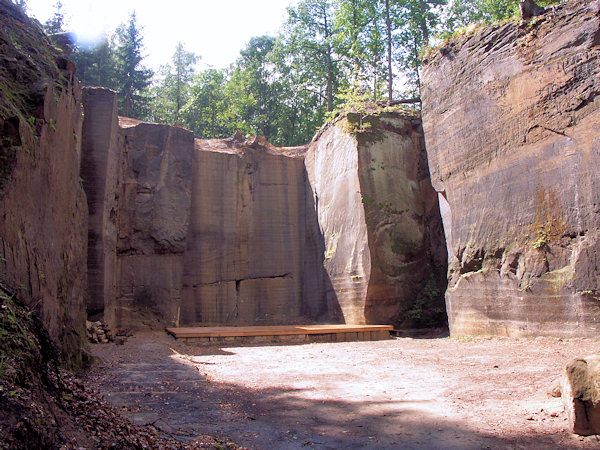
81, 95, 445, 328
113, 118, 194, 328
80, 87, 120, 321
306, 112, 447, 326
180, 136, 333, 326
422, 0, 600, 337
0, 1, 87, 367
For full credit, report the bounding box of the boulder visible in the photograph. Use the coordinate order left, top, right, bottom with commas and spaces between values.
422, 0, 600, 337
561, 354, 600, 435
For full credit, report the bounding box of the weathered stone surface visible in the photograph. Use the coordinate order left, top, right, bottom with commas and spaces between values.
422, 0, 600, 336
114, 118, 194, 328
561, 354, 600, 435
306, 112, 446, 326
0, 0, 87, 367
180, 138, 333, 326
81, 87, 120, 320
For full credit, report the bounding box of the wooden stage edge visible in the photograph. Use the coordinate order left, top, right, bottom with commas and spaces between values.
165, 325, 393, 345
166, 324, 393, 339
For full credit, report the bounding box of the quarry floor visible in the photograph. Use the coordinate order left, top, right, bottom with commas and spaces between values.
83, 332, 600, 449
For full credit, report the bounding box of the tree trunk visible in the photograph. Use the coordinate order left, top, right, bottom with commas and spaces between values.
419, 0, 429, 44
385, 0, 393, 103
323, 6, 334, 112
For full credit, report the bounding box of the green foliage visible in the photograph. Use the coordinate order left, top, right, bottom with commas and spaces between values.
43, 1, 64, 34
113, 12, 153, 118
405, 275, 446, 328
441, 0, 563, 35
149, 42, 199, 125
180, 69, 231, 138
328, 86, 412, 142
55, 0, 563, 145
0, 292, 38, 383
530, 229, 550, 249
71, 38, 118, 90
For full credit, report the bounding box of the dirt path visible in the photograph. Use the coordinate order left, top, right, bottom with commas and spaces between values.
83, 332, 600, 449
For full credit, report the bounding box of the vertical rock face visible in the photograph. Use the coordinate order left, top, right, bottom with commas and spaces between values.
0, 1, 87, 367
79, 93, 443, 329
113, 118, 194, 328
306, 112, 447, 326
80, 88, 119, 321
180, 138, 331, 325
422, 1, 600, 336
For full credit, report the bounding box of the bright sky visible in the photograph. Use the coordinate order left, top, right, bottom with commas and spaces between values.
26, 0, 297, 70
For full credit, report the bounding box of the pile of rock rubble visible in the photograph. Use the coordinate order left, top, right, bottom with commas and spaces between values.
85, 320, 131, 344
86, 320, 113, 343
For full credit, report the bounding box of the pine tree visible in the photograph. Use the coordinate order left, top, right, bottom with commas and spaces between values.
71, 37, 118, 88
114, 12, 152, 118
43, 1, 65, 34
153, 43, 198, 124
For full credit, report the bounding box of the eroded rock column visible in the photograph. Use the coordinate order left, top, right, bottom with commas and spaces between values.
80, 87, 120, 322
306, 112, 446, 326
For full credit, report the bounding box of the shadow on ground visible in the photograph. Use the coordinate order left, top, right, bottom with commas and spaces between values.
84, 332, 586, 449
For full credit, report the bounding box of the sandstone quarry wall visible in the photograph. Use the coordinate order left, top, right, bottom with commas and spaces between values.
80, 88, 120, 321
180, 137, 331, 326
114, 118, 194, 328
80, 92, 442, 328
422, 0, 600, 337
0, 1, 87, 367
306, 113, 447, 326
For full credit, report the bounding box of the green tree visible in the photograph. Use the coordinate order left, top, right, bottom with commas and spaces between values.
394, 0, 446, 96
442, 0, 561, 30
229, 36, 281, 141
113, 12, 153, 118
281, 0, 341, 112
151, 42, 199, 124
384, 0, 394, 101
180, 69, 231, 138
334, 0, 372, 85
43, 1, 65, 34
332, 0, 393, 100
71, 37, 118, 88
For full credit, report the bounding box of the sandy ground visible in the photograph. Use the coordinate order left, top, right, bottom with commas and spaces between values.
83, 332, 600, 449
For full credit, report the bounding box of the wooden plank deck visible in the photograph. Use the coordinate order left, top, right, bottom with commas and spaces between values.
166, 324, 393, 345
166, 324, 393, 338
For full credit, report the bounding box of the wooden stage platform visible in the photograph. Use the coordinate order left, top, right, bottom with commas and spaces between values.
166, 324, 393, 345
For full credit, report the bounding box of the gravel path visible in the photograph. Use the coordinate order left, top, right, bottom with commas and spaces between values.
84, 332, 600, 449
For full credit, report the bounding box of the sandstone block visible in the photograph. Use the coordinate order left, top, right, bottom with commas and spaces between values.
0, 1, 87, 366
305, 112, 447, 326
561, 354, 600, 435
81, 87, 120, 320
114, 119, 194, 328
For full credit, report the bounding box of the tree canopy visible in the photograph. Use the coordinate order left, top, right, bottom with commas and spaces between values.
60, 0, 563, 145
